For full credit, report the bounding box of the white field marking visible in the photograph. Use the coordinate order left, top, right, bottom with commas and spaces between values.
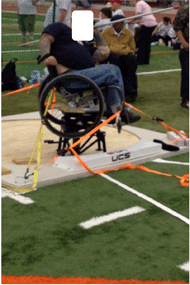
2, 33, 41, 36
2, 49, 39, 54
177, 261, 189, 272
79, 206, 146, 229
137, 69, 181, 75
1, 188, 34, 204
2, 18, 18, 22
100, 173, 190, 225
153, 158, 189, 166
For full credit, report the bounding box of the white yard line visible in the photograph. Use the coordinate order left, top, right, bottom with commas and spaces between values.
2, 33, 41, 36
153, 158, 189, 166
79, 206, 146, 229
2, 49, 39, 53
1, 187, 34, 204
177, 261, 189, 272
137, 69, 181, 75
100, 173, 190, 225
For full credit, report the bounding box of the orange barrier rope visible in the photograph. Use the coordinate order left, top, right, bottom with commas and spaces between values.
2, 60, 37, 65
150, 50, 179, 55
2, 83, 41, 97
124, 102, 189, 140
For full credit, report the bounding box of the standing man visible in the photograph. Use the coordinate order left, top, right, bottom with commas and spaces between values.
173, 3, 189, 109
101, 15, 138, 102
110, 0, 124, 17
18, 0, 39, 45
44, 0, 71, 27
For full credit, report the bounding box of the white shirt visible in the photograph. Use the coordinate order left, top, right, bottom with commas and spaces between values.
112, 26, 123, 37
44, 0, 71, 27
112, 9, 124, 17
135, 0, 157, 27
156, 22, 171, 37
167, 25, 176, 38
18, 0, 36, 15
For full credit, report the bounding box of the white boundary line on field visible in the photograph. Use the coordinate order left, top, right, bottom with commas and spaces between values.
177, 261, 190, 272
153, 158, 189, 166
137, 69, 181, 75
2, 49, 39, 53
100, 173, 190, 225
79, 206, 146, 229
2, 33, 41, 36
1, 187, 35, 204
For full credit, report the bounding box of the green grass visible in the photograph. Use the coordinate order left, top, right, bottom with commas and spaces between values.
1, 12, 189, 282
2, 153, 189, 281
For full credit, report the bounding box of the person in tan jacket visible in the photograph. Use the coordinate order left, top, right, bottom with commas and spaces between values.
101, 15, 138, 102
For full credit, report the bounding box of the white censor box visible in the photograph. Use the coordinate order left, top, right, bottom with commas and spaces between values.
72, 11, 93, 41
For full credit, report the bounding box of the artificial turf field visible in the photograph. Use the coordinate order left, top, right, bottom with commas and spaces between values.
2, 153, 189, 283
2, 9, 189, 285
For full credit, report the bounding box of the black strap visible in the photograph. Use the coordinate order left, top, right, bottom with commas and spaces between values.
153, 139, 179, 151
37, 53, 51, 64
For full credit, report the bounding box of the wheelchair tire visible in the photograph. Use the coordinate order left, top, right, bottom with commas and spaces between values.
39, 73, 105, 138
38, 75, 51, 101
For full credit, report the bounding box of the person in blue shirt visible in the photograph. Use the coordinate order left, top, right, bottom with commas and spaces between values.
38, 22, 140, 123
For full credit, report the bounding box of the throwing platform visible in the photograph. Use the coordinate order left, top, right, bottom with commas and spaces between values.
2, 112, 189, 192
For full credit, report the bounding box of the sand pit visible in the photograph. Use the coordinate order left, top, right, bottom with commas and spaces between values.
2, 119, 140, 165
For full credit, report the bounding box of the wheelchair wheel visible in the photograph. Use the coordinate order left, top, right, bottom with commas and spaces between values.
38, 75, 51, 101
39, 73, 105, 138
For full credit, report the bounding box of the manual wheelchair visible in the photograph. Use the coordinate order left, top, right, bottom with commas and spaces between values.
38, 66, 124, 155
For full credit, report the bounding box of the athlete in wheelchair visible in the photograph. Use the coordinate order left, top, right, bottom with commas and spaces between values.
38, 22, 140, 140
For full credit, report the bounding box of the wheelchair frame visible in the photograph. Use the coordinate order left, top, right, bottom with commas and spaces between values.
38, 66, 124, 155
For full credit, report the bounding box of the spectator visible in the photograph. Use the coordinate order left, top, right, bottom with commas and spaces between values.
73, 0, 91, 9
168, 19, 177, 47
130, 0, 157, 65
95, 8, 112, 32
152, 17, 174, 46
110, 0, 124, 17
38, 22, 140, 124
101, 15, 138, 103
18, 0, 39, 45
134, 26, 141, 52
173, 3, 189, 109
44, 0, 71, 27
106, 2, 112, 8
127, 22, 140, 35
98, 2, 112, 20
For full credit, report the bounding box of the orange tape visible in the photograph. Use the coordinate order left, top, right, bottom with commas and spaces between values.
69, 111, 121, 150
2, 275, 188, 284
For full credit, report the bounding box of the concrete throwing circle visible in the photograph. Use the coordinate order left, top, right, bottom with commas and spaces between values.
2, 119, 140, 165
